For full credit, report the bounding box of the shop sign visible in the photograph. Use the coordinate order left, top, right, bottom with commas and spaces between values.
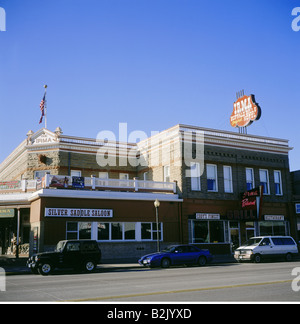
0, 181, 20, 190
264, 215, 285, 221
241, 187, 262, 209
196, 213, 220, 220
0, 208, 14, 218
230, 94, 261, 128
45, 208, 113, 218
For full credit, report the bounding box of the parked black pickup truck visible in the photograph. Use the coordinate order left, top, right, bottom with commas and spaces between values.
27, 240, 102, 275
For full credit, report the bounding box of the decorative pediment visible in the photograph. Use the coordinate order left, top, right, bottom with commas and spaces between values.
27, 129, 59, 146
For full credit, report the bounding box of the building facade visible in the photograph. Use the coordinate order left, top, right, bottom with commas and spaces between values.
0, 124, 296, 258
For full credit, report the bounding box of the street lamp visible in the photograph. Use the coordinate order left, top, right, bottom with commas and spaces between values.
154, 199, 160, 252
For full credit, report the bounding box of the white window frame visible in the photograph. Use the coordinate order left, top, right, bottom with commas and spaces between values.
191, 162, 201, 191
207, 164, 218, 192
259, 169, 270, 195
119, 173, 129, 180
99, 172, 109, 179
71, 170, 82, 177
223, 165, 233, 193
274, 170, 283, 196
246, 168, 255, 190
34, 170, 50, 179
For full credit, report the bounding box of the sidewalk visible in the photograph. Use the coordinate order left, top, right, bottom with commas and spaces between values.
0, 254, 236, 276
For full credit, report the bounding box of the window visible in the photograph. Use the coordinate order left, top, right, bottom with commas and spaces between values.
274, 170, 283, 195
97, 223, 109, 240
97, 222, 136, 241
259, 221, 287, 236
66, 222, 78, 240
99, 172, 109, 179
66, 242, 80, 251
190, 162, 201, 191
34, 170, 50, 179
111, 223, 123, 240
259, 169, 270, 195
119, 173, 129, 180
246, 168, 255, 190
223, 166, 233, 193
71, 170, 81, 177
191, 220, 225, 243
207, 164, 218, 192
163, 166, 170, 182
141, 223, 163, 241
66, 222, 92, 240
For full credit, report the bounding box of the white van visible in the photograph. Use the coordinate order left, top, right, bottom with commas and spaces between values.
234, 236, 299, 263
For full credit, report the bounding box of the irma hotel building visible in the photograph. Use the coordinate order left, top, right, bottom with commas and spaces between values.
0, 121, 297, 259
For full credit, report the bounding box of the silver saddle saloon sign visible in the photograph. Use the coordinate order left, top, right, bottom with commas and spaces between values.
45, 208, 113, 218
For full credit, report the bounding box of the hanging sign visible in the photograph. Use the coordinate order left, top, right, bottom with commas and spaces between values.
230, 94, 261, 128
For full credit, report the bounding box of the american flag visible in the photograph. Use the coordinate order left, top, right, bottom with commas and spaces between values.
39, 94, 46, 124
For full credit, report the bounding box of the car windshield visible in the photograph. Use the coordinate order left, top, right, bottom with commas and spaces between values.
55, 241, 66, 252
243, 238, 262, 247
162, 246, 176, 253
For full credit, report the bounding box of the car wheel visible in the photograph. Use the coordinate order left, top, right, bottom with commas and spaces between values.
285, 253, 293, 262
253, 254, 261, 263
198, 256, 207, 267
161, 258, 170, 268
83, 260, 96, 273
38, 262, 53, 276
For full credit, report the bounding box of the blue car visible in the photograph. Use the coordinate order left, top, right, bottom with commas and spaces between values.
138, 244, 213, 268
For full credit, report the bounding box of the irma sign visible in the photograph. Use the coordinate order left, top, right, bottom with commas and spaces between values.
230, 94, 261, 128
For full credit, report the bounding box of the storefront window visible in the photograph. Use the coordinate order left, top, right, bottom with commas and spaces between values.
124, 223, 136, 240
111, 223, 123, 240
141, 223, 162, 241
259, 221, 286, 236
191, 220, 225, 243
79, 223, 91, 239
98, 223, 109, 240
66, 222, 92, 240
67, 222, 161, 242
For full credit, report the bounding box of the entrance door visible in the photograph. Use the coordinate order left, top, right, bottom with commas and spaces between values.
229, 222, 240, 253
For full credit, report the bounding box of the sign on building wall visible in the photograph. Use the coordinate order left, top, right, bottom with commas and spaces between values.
45, 208, 113, 218
230, 94, 261, 128
0, 209, 15, 218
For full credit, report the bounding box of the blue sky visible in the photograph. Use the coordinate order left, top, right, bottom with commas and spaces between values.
0, 0, 299, 171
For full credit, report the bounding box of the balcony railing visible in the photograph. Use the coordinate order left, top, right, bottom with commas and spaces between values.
0, 175, 177, 194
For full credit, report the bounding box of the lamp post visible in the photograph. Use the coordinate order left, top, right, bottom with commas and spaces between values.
154, 199, 160, 252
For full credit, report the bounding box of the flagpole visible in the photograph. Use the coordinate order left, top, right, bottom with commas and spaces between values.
44, 84, 48, 129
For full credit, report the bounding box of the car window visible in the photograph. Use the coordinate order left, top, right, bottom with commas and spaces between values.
260, 238, 271, 246
282, 238, 295, 245
271, 238, 284, 245
66, 242, 80, 251
188, 246, 199, 253
175, 246, 189, 253
82, 242, 98, 252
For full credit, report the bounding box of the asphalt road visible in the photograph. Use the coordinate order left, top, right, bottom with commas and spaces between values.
1, 261, 300, 303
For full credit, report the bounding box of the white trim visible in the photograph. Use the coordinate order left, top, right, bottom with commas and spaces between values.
29, 188, 182, 202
